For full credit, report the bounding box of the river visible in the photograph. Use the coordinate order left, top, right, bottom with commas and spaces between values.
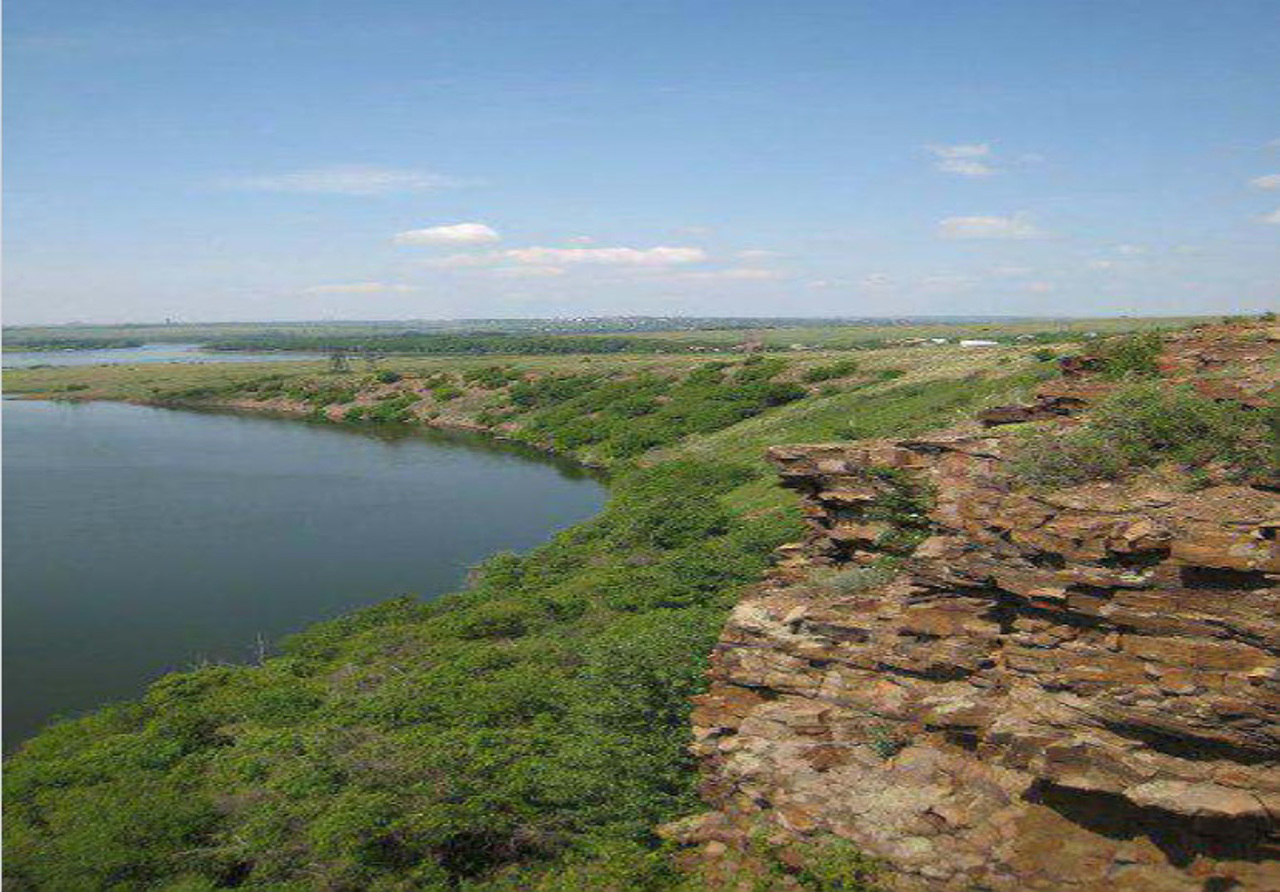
2, 400, 607, 748
2, 343, 324, 369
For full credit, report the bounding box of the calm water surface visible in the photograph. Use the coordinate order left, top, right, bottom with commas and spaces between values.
3, 400, 606, 747
2, 343, 323, 368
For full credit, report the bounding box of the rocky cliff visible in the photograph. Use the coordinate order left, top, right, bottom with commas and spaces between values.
670, 326, 1279, 890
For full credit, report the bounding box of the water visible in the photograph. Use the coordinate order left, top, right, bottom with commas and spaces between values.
2, 343, 323, 368
2, 400, 606, 748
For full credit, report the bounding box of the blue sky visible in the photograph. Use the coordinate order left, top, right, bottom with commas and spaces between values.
6, 0, 1279, 324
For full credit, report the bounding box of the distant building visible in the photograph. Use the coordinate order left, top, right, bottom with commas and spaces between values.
959, 339, 1000, 347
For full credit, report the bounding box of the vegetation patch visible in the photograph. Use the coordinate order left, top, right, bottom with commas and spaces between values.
749, 829, 885, 892
1087, 331, 1164, 379
1012, 383, 1276, 488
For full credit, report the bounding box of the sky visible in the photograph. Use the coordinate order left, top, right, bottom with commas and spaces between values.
5, 0, 1280, 324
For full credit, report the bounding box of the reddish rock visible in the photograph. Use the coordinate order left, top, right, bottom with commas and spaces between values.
683, 324, 1279, 890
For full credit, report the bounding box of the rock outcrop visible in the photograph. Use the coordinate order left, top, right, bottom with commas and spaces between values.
672, 326, 1279, 890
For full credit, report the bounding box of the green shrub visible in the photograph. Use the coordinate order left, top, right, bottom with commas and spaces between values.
1010, 430, 1129, 488
794, 837, 885, 891
464, 365, 522, 389
751, 831, 884, 892
816, 563, 899, 594
1013, 383, 1275, 486
375, 371, 402, 384
802, 358, 860, 383
1091, 332, 1163, 379
364, 394, 419, 422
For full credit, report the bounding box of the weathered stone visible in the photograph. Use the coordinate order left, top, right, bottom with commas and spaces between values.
685, 323, 1279, 890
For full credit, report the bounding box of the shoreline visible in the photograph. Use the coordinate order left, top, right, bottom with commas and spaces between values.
15, 389, 616, 474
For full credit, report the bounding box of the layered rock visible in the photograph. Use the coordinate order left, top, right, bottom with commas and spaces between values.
673, 327, 1279, 890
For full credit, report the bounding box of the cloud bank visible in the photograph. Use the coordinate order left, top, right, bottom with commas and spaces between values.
425, 245, 708, 268
927, 143, 995, 177
937, 213, 1043, 239
393, 223, 502, 245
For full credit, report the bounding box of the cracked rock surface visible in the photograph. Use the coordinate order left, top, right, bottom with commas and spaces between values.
671, 325, 1279, 890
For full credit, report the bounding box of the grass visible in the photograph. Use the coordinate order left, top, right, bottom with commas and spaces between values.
2, 343, 1035, 404
1012, 382, 1277, 487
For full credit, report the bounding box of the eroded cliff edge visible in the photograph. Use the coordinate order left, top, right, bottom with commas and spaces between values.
671, 326, 1279, 890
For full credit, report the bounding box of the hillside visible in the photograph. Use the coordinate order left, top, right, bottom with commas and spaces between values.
5, 324, 1275, 890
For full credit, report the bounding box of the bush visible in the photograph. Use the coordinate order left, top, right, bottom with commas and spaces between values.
816, 563, 899, 594
802, 358, 860, 383
464, 365, 522, 389
1091, 332, 1163, 379
364, 394, 419, 422
375, 371, 403, 384
1013, 383, 1275, 486
1010, 430, 1130, 488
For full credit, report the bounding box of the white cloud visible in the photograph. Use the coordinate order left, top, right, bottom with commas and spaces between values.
1087, 259, 1117, 270
937, 214, 1043, 239
927, 143, 996, 177
225, 166, 464, 195
987, 265, 1033, 278
420, 253, 493, 268
490, 266, 567, 278
1259, 209, 1280, 225
859, 273, 893, 288
421, 245, 708, 269
1251, 173, 1280, 190
566, 235, 596, 245
1114, 243, 1147, 256
937, 158, 996, 177
1025, 281, 1055, 293
736, 249, 784, 261
393, 222, 501, 246
301, 282, 416, 295
672, 267, 784, 281
501, 246, 707, 266
930, 143, 991, 159
920, 274, 977, 289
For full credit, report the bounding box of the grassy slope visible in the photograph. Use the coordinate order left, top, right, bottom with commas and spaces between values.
4, 346, 1060, 892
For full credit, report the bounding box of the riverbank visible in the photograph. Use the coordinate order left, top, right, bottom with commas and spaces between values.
5, 344, 1067, 891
